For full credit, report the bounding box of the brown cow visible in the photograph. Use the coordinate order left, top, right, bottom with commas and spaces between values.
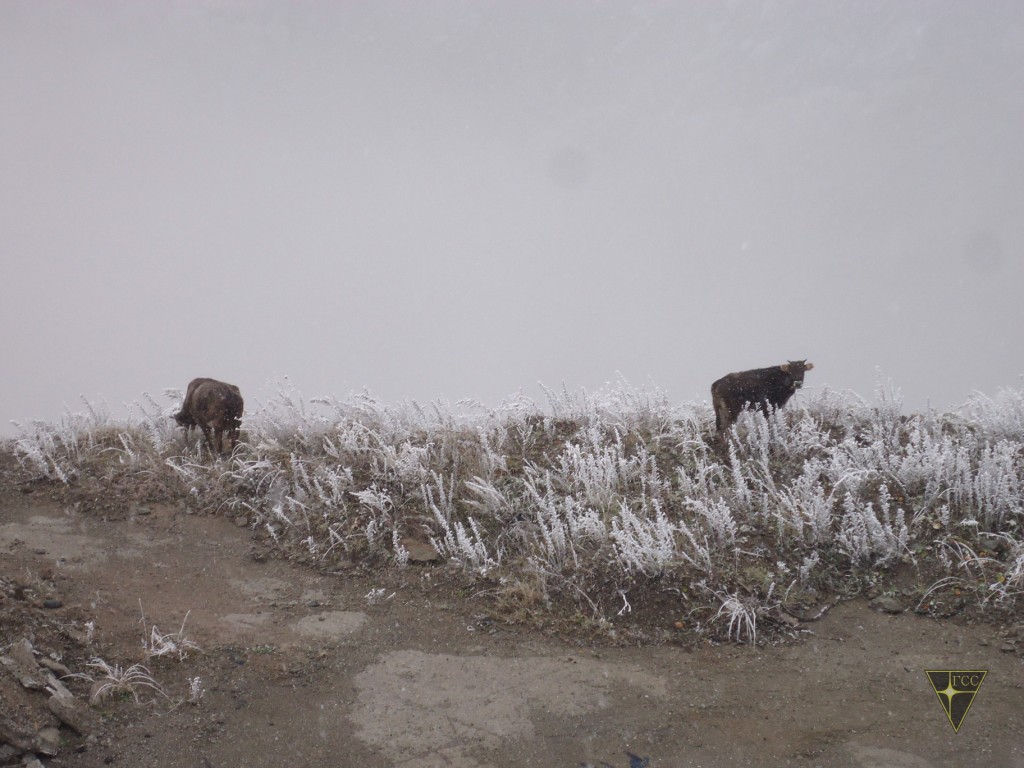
711, 361, 813, 432
174, 378, 243, 454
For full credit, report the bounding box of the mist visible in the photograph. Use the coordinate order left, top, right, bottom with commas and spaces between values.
2, 1, 1022, 436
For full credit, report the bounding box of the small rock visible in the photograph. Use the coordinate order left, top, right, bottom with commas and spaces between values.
42, 599, 63, 610
399, 536, 439, 563
37, 658, 71, 678
0, 639, 47, 690
868, 596, 905, 614
0, 671, 60, 753
48, 690, 101, 735
59, 624, 93, 647
235, 515, 250, 528
35, 725, 62, 756
44, 672, 74, 700
1000, 643, 1016, 654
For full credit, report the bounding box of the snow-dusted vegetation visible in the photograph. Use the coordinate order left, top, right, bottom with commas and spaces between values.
10, 378, 1024, 641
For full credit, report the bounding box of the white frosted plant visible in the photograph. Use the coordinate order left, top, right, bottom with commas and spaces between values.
685, 496, 738, 549
725, 441, 753, 511
187, 677, 205, 705
557, 427, 623, 510
674, 445, 728, 501
797, 552, 821, 584
370, 438, 431, 486
306, 461, 355, 509
391, 529, 410, 567
712, 591, 759, 645
426, 472, 498, 574
610, 496, 677, 576
143, 610, 201, 661
430, 512, 497, 574
245, 380, 315, 450
81, 659, 167, 705
578, 373, 681, 437
961, 385, 1024, 441
471, 425, 508, 481
464, 475, 516, 520
540, 381, 595, 425
124, 392, 178, 454
886, 425, 968, 520
355, 484, 395, 551
768, 459, 835, 547
11, 422, 72, 482
836, 487, 909, 567
964, 441, 1021, 530
522, 478, 599, 571
352, 484, 394, 517
11, 397, 112, 481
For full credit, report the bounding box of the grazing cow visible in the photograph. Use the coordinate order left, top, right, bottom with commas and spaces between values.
174, 377, 215, 436
711, 361, 813, 432
174, 377, 243, 454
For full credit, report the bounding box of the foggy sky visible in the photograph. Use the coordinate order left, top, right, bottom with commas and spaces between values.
2, 1, 1023, 435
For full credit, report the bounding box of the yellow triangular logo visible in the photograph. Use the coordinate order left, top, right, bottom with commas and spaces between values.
925, 670, 987, 733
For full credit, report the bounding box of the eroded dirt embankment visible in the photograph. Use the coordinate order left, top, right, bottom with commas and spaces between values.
1, 474, 1023, 768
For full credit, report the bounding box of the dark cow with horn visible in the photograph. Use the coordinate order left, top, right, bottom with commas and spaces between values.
174, 377, 244, 454
711, 361, 813, 432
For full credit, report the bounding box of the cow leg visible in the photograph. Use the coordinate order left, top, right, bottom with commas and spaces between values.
199, 424, 215, 455
714, 400, 733, 432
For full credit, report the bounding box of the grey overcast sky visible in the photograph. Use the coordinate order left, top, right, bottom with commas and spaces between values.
2, 1, 1022, 434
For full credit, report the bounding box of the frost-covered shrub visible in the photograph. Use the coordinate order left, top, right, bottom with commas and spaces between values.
9, 377, 1024, 631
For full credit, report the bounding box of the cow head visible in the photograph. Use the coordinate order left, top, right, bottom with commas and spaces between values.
780, 360, 814, 388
